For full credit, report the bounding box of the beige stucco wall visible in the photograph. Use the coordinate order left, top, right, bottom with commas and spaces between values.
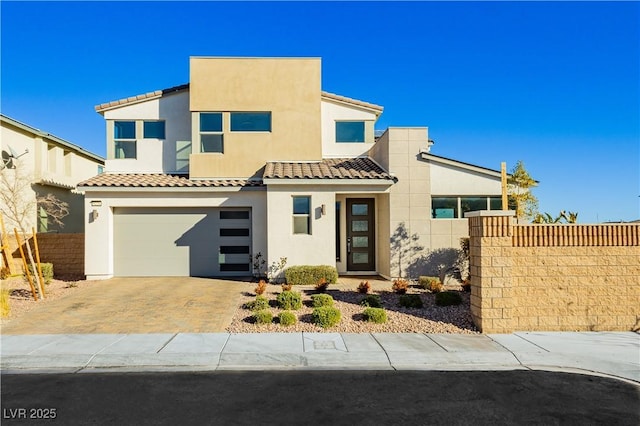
83, 189, 267, 280
189, 57, 322, 178
468, 212, 640, 333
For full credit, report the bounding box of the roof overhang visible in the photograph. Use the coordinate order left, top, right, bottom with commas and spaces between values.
420, 152, 503, 178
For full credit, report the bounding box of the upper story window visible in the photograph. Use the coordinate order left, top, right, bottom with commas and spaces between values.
230, 112, 271, 132
200, 113, 223, 153
114, 121, 136, 159
143, 121, 165, 139
336, 121, 365, 143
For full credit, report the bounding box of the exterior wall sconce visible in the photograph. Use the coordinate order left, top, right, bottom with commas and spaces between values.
321, 204, 326, 216
90, 209, 99, 221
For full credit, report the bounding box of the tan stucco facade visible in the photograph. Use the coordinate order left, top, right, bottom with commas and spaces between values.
189, 57, 322, 178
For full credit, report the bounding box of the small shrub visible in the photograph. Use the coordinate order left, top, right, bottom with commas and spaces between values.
0, 267, 10, 280
277, 291, 302, 310
281, 283, 293, 291
435, 291, 463, 306
284, 265, 338, 286
357, 281, 371, 294
312, 306, 341, 328
392, 278, 409, 294
254, 280, 267, 295
311, 293, 334, 308
399, 294, 423, 309
246, 295, 270, 311
26, 263, 54, 284
278, 311, 297, 326
66, 281, 78, 288
360, 294, 382, 308
461, 279, 471, 293
363, 307, 387, 324
1, 289, 10, 318
419, 276, 443, 293
253, 309, 273, 324
315, 278, 329, 293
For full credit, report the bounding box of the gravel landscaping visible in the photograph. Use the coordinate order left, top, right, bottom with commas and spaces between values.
226, 279, 478, 334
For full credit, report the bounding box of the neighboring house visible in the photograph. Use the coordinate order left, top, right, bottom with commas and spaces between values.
0, 114, 104, 233
78, 57, 504, 280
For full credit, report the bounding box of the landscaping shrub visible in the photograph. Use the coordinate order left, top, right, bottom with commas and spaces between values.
312, 306, 341, 328
315, 278, 329, 293
399, 294, 423, 309
253, 309, 273, 324
418, 276, 440, 290
26, 263, 54, 284
0, 267, 10, 280
461, 280, 471, 292
284, 265, 338, 286
311, 293, 334, 308
357, 281, 371, 294
281, 283, 293, 291
246, 295, 270, 311
360, 294, 382, 308
254, 280, 267, 295
276, 290, 302, 310
278, 311, 297, 326
392, 278, 409, 294
1, 289, 10, 318
363, 307, 387, 324
435, 291, 463, 306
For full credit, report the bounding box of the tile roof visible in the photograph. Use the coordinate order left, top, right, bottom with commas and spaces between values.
94, 84, 382, 113
78, 174, 264, 188
264, 157, 395, 181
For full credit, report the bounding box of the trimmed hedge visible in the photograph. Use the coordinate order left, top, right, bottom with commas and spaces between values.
363, 307, 387, 324
312, 306, 341, 328
435, 291, 463, 306
311, 294, 334, 308
284, 265, 338, 286
276, 291, 302, 310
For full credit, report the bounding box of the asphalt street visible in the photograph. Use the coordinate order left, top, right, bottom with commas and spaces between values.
2, 370, 639, 425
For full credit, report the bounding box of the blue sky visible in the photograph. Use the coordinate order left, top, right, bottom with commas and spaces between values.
1, 1, 638, 223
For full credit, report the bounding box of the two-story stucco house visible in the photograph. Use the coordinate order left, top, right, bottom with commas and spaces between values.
79, 57, 505, 280
1, 114, 104, 233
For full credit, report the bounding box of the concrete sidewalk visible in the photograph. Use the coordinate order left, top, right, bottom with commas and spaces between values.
1, 332, 638, 383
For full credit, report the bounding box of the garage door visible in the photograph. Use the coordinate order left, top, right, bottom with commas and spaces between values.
113, 207, 252, 277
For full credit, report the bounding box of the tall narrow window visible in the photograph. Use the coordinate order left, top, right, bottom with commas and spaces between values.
200, 113, 223, 153
335, 202, 341, 260
176, 141, 191, 173
293, 196, 311, 234
336, 121, 365, 143
114, 121, 136, 159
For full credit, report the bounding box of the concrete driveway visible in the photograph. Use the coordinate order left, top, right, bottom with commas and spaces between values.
0, 277, 248, 334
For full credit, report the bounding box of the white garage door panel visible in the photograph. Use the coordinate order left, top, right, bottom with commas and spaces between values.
114, 207, 251, 277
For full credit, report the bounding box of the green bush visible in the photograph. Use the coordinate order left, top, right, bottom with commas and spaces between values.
278, 311, 297, 326
311, 293, 334, 308
363, 307, 387, 324
26, 263, 54, 284
284, 265, 338, 286
245, 295, 270, 311
418, 276, 439, 289
253, 309, 273, 324
312, 306, 341, 328
399, 294, 423, 309
360, 294, 382, 308
276, 290, 302, 310
0, 267, 10, 280
435, 291, 463, 306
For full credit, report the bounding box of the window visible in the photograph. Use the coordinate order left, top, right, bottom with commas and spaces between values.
97, 165, 104, 174
293, 196, 311, 234
432, 196, 503, 219
336, 121, 365, 143
231, 112, 271, 132
114, 121, 136, 159
335, 202, 341, 261
143, 121, 165, 139
200, 113, 223, 153
176, 141, 191, 173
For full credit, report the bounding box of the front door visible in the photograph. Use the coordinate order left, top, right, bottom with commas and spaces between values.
346, 198, 375, 271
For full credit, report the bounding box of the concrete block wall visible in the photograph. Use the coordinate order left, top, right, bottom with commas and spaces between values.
4, 233, 85, 279
467, 211, 640, 333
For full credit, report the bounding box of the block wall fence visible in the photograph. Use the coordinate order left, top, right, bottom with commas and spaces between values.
4, 233, 85, 279
466, 211, 640, 333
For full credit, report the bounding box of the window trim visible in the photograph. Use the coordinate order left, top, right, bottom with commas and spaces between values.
199, 112, 224, 153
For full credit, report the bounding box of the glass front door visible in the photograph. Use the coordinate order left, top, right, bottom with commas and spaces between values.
346, 198, 375, 271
